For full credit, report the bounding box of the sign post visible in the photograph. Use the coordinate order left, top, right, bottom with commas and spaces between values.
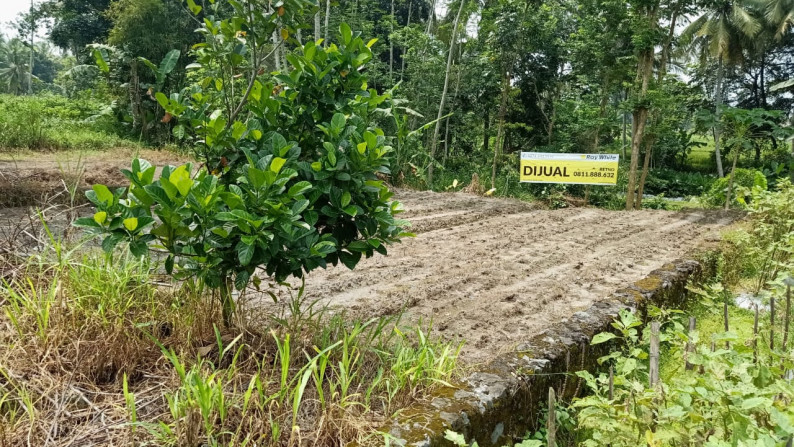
519, 152, 619, 185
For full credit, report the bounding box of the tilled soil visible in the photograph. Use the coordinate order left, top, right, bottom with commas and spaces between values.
272, 190, 739, 365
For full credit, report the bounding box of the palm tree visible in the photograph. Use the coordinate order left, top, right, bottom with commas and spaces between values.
683, 0, 762, 177
764, 0, 794, 36
0, 38, 33, 95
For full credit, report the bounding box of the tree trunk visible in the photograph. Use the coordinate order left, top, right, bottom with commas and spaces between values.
788, 139, 794, 183
28, 41, 34, 94
713, 55, 726, 178
401, 0, 412, 81
426, 0, 436, 35
129, 60, 143, 138
315, 6, 321, 42
626, 43, 655, 210
493, 69, 509, 190
592, 75, 610, 151
219, 274, 235, 328
634, 6, 678, 209
426, 0, 465, 186
324, 0, 331, 47
272, 30, 282, 71
724, 143, 740, 210
390, 0, 394, 82
483, 108, 490, 154
635, 142, 652, 209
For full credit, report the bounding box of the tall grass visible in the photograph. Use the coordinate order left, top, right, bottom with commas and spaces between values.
0, 94, 136, 151
0, 231, 462, 446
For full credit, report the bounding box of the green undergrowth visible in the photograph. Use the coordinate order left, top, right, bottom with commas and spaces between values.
0, 94, 139, 151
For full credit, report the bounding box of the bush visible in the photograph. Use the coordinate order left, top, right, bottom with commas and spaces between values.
701, 167, 767, 207
575, 304, 794, 446
78, 14, 409, 326
0, 93, 133, 151
643, 168, 717, 197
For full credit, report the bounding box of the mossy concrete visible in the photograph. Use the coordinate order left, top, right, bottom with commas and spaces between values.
381, 255, 717, 446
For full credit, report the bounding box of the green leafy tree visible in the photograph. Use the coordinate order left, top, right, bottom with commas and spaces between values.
683, 0, 762, 178
0, 38, 33, 95
76, 0, 409, 327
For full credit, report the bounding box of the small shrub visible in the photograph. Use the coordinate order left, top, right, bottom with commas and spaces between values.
701, 167, 767, 207
643, 168, 717, 197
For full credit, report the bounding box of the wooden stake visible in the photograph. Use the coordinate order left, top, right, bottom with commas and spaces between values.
769, 297, 775, 350
649, 321, 660, 387
754, 304, 760, 363
724, 302, 730, 349
608, 366, 614, 400
547, 387, 557, 447
783, 286, 791, 351
685, 317, 696, 371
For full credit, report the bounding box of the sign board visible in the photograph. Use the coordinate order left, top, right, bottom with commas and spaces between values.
519, 152, 619, 186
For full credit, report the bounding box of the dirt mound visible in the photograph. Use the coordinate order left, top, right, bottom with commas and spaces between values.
267, 190, 740, 364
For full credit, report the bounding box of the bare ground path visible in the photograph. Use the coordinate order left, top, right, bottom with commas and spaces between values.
270, 190, 739, 364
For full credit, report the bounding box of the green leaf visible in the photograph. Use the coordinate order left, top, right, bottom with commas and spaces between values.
123, 217, 139, 231
338, 250, 361, 269
304, 42, 316, 61
341, 191, 351, 208
93, 211, 108, 225
348, 241, 369, 252
340, 23, 352, 45
129, 239, 148, 257
159, 49, 181, 75
591, 332, 617, 345
235, 270, 250, 290
740, 397, 766, 410
170, 165, 194, 196
155, 92, 169, 109
92, 48, 109, 73
364, 130, 377, 149
331, 113, 346, 133
186, 0, 202, 14
237, 241, 255, 266
270, 157, 287, 173
101, 234, 123, 253
92, 184, 114, 205
288, 181, 312, 197
165, 255, 174, 274
73, 217, 101, 228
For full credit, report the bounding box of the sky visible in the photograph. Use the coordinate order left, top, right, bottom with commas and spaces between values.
0, 0, 31, 37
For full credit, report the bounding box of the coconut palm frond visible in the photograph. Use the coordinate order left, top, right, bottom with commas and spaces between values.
732, 3, 762, 36
681, 13, 709, 41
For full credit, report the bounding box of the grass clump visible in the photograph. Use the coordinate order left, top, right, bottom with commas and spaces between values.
0, 234, 461, 446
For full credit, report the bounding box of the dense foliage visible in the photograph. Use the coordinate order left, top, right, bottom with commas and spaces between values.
74, 1, 410, 325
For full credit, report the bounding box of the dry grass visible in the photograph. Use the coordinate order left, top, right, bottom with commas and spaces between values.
0, 210, 461, 447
